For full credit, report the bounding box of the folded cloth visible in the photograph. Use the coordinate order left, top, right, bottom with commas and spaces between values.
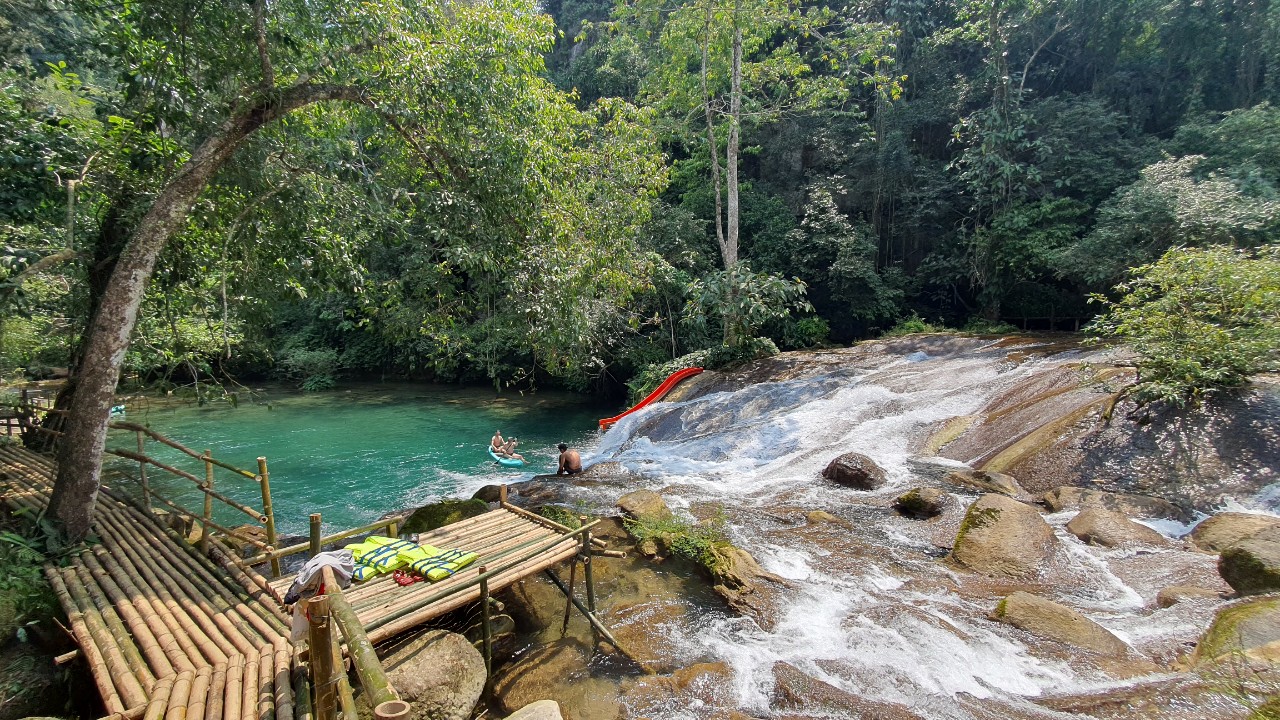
284, 549, 355, 604
397, 544, 478, 582
344, 536, 417, 581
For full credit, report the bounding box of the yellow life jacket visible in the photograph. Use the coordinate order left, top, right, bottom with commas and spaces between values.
344, 536, 416, 581
397, 544, 478, 582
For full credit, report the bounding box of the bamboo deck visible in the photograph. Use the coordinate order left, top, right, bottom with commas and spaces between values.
0, 444, 583, 720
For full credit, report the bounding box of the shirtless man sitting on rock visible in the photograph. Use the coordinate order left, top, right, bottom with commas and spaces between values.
557, 443, 582, 475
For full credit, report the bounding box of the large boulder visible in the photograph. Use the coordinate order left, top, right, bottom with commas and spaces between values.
1155, 586, 1224, 609
381, 629, 486, 720
1065, 508, 1169, 548
992, 592, 1130, 657
616, 489, 673, 523
490, 640, 592, 716
892, 487, 950, 519
943, 468, 1024, 498
772, 661, 924, 719
709, 545, 790, 631
1219, 526, 1280, 595
950, 494, 1057, 579
1194, 596, 1280, 663
1041, 487, 1184, 521
821, 453, 887, 490
1189, 512, 1280, 553
401, 499, 489, 535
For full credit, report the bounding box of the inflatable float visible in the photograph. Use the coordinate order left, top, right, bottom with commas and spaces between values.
488, 446, 525, 468
599, 367, 703, 430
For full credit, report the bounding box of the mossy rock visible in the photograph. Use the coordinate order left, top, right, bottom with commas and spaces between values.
1250, 695, 1280, 720
536, 505, 582, 530
1195, 596, 1280, 663
401, 499, 489, 535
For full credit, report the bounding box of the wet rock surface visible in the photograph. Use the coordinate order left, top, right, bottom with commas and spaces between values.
892, 487, 950, 518
991, 591, 1131, 657
1041, 486, 1186, 521
1219, 526, 1280, 595
772, 661, 925, 719
616, 489, 673, 523
1065, 507, 1169, 548
942, 468, 1026, 498
1190, 512, 1280, 553
950, 494, 1058, 578
821, 452, 887, 490
380, 629, 486, 720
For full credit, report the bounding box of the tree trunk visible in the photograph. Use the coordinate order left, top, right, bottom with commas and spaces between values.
48, 83, 369, 540
724, 20, 742, 269
701, 6, 727, 265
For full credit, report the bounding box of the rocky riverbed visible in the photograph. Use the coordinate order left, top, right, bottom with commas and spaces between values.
419, 335, 1280, 719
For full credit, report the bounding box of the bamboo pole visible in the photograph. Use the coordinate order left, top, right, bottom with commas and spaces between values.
186, 666, 212, 720
208, 543, 287, 608
310, 514, 322, 558
292, 665, 314, 720
224, 654, 244, 720
251, 516, 400, 565
202, 450, 214, 555
165, 670, 194, 720
318, 568, 402, 717
206, 663, 227, 720
308, 594, 337, 720
258, 457, 281, 578
64, 546, 155, 690
142, 674, 176, 720
61, 564, 170, 691
501, 501, 608, 548
257, 644, 276, 720
241, 654, 259, 720
542, 569, 627, 656
560, 560, 577, 637
46, 568, 137, 713
138, 430, 151, 512
582, 521, 597, 615
107, 421, 258, 479
479, 566, 491, 675
272, 636, 295, 720
144, 487, 271, 547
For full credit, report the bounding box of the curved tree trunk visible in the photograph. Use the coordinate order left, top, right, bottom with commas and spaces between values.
48, 83, 369, 540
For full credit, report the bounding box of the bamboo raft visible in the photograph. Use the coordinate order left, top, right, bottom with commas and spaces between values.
0, 443, 609, 720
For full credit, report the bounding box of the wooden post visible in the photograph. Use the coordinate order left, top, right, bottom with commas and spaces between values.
310, 514, 323, 558
137, 431, 151, 512
258, 457, 281, 577
499, 484, 508, 503
320, 568, 407, 720
581, 518, 596, 615
560, 561, 577, 637
201, 449, 214, 554
479, 566, 492, 676
385, 521, 397, 539
307, 595, 337, 720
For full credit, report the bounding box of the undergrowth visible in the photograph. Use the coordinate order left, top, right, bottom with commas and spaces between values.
627, 338, 778, 404
623, 511, 731, 576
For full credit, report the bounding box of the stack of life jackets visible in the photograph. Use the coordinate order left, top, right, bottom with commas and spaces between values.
345, 535, 478, 582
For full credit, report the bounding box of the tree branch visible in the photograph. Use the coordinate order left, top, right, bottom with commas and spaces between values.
253, 0, 274, 88
1019, 17, 1070, 98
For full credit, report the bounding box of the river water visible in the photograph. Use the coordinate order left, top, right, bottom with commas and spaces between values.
105, 383, 608, 535
551, 336, 1277, 718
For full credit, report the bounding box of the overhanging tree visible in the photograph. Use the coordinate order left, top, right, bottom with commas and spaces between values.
47, 0, 664, 540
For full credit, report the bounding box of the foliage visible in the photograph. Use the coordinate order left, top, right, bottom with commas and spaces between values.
538, 505, 583, 530
684, 262, 811, 346
276, 347, 340, 392
0, 511, 63, 643
1088, 245, 1280, 406
626, 337, 779, 403
883, 313, 945, 337
623, 511, 730, 575
960, 317, 1019, 335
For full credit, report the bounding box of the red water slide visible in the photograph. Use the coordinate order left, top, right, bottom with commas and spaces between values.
599, 367, 704, 430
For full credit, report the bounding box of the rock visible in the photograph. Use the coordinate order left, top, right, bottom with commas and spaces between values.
991, 592, 1131, 657
805, 510, 849, 526
1037, 673, 1254, 719
490, 640, 591, 716
1156, 586, 1224, 608
620, 663, 737, 717
772, 661, 924, 719
1066, 508, 1169, 548
472, 484, 504, 503
1189, 512, 1280, 553
709, 545, 790, 631
400, 499, 489, 535
503, 700, 564, 720
1195, 596, 1280, 663
635, 536, 660, 558
381, 629, 486, 720
821, 452, 887, 490
1042, 486, 1184, 521
607, 601, 690, 674
1219, 526, 1280, 595
616, 489, 673, 523
943, 468, 1024, 497
950, 494, 1057, 579
892, 487, 950, 519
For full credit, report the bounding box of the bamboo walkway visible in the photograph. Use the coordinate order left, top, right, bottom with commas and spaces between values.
0, 443, 590, 720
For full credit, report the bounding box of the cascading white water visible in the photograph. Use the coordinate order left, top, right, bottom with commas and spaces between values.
569, 337, 1251, 718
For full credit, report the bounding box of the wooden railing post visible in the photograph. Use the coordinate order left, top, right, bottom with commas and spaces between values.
310, 514, 323, 558
307, 594, 337, 720
479, 566, 492, 676
258, 457, 281, 577
320, 568, 408, 720
201, 449, 214, 554
137, 431, 150, 512
581, 517, 596, 615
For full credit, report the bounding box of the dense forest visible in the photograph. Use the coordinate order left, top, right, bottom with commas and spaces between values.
2, 0, 1278, 404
